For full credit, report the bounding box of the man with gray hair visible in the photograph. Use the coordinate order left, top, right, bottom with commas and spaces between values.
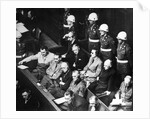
48, 62, 72, 98
108, 75, 133, 111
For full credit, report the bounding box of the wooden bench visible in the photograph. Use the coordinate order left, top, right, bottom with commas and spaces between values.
18, 68, 61, 111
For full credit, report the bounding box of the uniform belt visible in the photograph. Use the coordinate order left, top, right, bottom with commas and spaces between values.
89, 38, 99, 43
100, 48, 112, 52
116, 58, 128, 63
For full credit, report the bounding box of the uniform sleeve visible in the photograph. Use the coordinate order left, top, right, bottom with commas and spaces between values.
109, 37, 116, 55
96, 25, 100, 39
126, 45, 133, 70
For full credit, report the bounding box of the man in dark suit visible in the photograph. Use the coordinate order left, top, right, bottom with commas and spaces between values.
48, 62, 72, 98
64, 89, 89, 111
64, 43, 89, 71
19, 89, 40, 111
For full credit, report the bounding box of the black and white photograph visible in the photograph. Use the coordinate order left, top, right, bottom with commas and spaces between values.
16, 8, 133, 111
1, 0, 150, 118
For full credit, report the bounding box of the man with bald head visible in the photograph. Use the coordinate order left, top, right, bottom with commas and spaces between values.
88, 59, 115, 96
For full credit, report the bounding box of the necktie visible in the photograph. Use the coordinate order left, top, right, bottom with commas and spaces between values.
75, 54, 78, 63
88, 57, 94, 68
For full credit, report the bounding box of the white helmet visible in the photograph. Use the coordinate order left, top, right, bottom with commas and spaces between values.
117, 31, 127, 40
16, 30, 22, 38
67, 15, 75, 22
88, 12, 98, 21
99, 24, 109, 32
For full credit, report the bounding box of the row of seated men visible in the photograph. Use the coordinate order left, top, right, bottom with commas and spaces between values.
16, 79, 108, 111
18, 44, 133, 111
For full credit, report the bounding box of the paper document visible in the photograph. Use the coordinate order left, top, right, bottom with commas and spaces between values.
18, 65, 29, 69
110, 99, 122, 106
54, 97, 66, 105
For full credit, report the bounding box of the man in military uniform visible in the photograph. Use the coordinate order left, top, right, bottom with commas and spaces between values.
99, 24, 116, 61
116, 31, 132, 87
16, 30, 26, 62
62, 15, 76, 49
86, 12, 100, 52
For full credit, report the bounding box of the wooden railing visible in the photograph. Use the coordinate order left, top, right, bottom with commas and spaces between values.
17, 68, 61, 111
17, 67, 110, 111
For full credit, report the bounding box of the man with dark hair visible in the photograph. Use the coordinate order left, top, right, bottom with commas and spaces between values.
63, 89, 89, 111
81, 48, 102, 88
39, 53, 63, 88
18, 46, 55, 81
18, 89, 40, 111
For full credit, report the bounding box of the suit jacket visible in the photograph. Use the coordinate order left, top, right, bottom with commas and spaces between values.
84, 56, 102, 78
65, 48, 89, 70
68, 80, 86, 97
46, 60, 62, 79
68, 94, 88, 111
21, 96, 39, 111
95, 68, 115, 93
57, 70, 72, 91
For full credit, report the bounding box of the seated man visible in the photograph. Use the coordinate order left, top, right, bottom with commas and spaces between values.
19, 89, 40, 111
88, 96, 100, 111
18, 46, 54, 81
63, 43, 89, 71
62, 89, 89, 111
108, 75, 133, 111
47, 62, 72, 98
94, 59, 116, 95
68, 70, 86, 97
38, 53, 63, 87
81, 48, 102, 87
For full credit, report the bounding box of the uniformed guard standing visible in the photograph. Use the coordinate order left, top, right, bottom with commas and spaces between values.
116, 31, 132, 87
86, 12, 100, 53
62, 15, 76, 49
99, 24, 116, 61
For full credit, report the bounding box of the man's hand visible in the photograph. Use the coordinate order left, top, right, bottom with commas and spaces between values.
18, 60, 24, 65
61, 54, 66, 58
22, 53, 26, 58
73, 63, 76, 67
59, 81, 65, 85
104, 91, 111, 95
